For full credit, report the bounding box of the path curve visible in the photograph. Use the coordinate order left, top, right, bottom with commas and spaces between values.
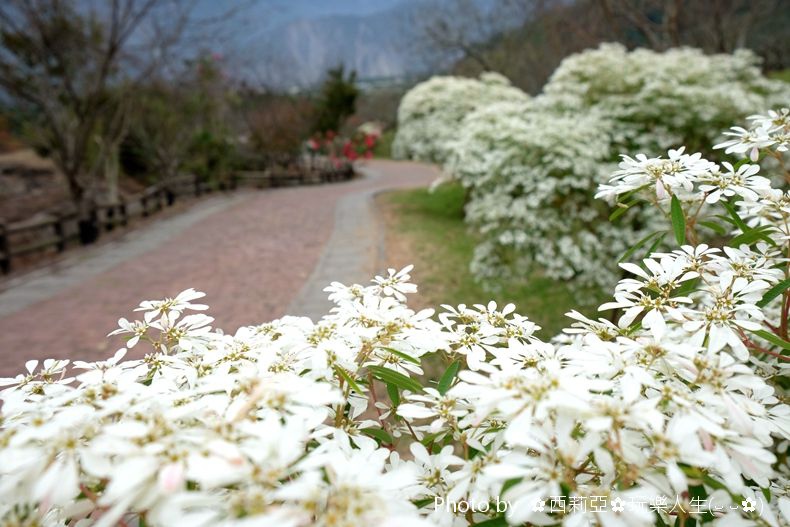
0, 160, 438, 376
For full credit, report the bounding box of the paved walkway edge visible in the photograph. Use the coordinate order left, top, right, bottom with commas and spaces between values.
286, 165, 386, 320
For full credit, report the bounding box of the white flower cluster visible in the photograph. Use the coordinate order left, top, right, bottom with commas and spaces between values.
394, 43, 788, 289
541, 44, 790, 154
716, 108, 790, 162
4, 144, 790, 527
446, 104, 639, 288
392, 72, 530, 164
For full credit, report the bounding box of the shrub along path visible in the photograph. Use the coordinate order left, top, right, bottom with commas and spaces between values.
0, 160, 438, 377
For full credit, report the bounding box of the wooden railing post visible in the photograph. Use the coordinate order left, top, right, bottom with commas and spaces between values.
106, 205, 115, 231
0, 220, 9, 274
141, 194, 149, 217
53, 213, 66, 252
119, 199, 127, 227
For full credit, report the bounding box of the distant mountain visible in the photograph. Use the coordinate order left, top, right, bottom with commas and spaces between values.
255, 1, 429, 89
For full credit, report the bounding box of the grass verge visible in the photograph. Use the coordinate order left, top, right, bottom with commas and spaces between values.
377, 182, 603, 337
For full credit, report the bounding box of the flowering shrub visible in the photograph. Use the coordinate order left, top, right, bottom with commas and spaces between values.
392, 72, 530, 164
306, 124, 380, 164
430, 45, 789, 289
540, 43, 790, 154
445, 102, 647, 289
3, 112, 790, 526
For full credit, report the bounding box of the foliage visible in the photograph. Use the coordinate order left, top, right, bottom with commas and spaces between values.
4, 115, 790, 525
306, 123, 380, 163
0, 0, 186, 214
540, 43, 790, 154
397, 45, 790, 291
374, 128, 396, 158
445, 102, 647, 291
313, 66, 359, 134
243, 94, 315, 155
392, 72, 530, 164
446, 0, 790, 93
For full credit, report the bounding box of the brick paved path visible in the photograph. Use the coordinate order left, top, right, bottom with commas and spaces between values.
0, 160, 438, 377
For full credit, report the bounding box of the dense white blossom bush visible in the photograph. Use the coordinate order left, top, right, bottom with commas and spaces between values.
425, 44, 789, 289
3, 112, 790, 527
540, 43, 790, 154
446, 103, 641, 288
392, 72, 530, 164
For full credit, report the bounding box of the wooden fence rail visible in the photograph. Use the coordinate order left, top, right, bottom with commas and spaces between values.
0, 161, 355, 275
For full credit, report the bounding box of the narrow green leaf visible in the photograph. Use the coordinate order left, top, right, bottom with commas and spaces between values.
698, 220, 727, 236
721, 200, 749, 232
619, 230, 661, 263
414, 497, 436, 508
420, 431, 443, 447
386, 382, 401, 407
734, 158, 752, 170
645, 233, 667, 258
333, 365, 364, 394
609, 199, 639, 222
369, 365, 422, 393
757, 278, 790, 308
750, 329, 790, 351
437, 360, 460, 395
670, 195, 685, 245
729, 225, 776, 247
362, 427, 393, 445
381, 347, 421, 365
672, 277, 700, 297
474, 517, 508, 527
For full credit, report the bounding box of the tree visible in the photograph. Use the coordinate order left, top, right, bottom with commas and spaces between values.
434, 0, 788, 94
313, 66, 359, 134
413, 0, 533, 73
125, 53, 234, 188
242, 92, 315, 156
0, 0, 191, 241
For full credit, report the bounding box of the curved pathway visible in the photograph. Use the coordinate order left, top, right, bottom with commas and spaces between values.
0, 160, 438, 376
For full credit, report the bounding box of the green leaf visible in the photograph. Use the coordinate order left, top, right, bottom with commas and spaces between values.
381, 347, 421, 365
645, 232, 667, 258
386, 382, 401, 407
333, 365, 364, 394
672, 277, 700, 297
609, 199, 639, 222
437, 360, 460, 395
721, 200, 749, 232
420, 431, 442, 446
750, 329, 790, 351
414, 497, 436, 508
729, 225, 776, 247
619, 230, 662, 263
670, 195, 685, 245
734, 158, 752, 170
757, 278, 790, 308
474, 517, 508, 527
698, 220, 727, 235
362, 427, 393, 445
368, 365, 422, 393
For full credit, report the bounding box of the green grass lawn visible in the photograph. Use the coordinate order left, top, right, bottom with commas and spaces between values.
381, 182, 604, 337
769, 69, 790, 83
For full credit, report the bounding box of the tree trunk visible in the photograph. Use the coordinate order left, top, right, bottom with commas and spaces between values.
65, 171, 99, 245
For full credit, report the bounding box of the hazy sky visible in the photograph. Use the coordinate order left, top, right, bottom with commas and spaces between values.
195, 0, 410, 34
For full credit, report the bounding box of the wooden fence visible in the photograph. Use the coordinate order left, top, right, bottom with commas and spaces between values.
0, 160, 354, 275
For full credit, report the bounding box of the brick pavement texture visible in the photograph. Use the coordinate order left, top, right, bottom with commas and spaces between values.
0, 160, 437, 377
